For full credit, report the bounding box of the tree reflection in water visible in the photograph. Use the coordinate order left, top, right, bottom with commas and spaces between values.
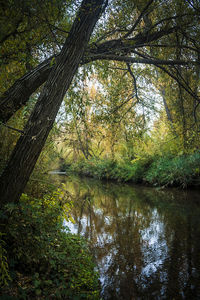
55, 175, 200, 300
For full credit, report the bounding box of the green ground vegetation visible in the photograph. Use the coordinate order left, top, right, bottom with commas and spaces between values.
0, 189, 100, 299
66, 151, 200, 188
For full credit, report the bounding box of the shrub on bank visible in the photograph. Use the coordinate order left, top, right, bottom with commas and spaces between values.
145, 152, 200, 187
67, 152, 200, 188
68, 157, 151, 183
0, 191, 100, 299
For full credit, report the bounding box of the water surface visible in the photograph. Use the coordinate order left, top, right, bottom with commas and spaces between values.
52, 175, 200, 299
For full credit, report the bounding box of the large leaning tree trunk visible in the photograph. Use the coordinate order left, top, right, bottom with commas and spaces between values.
0, 0, 106, 206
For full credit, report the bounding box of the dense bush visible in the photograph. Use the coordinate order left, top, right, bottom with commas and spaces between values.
68, 157, 151, 183
145, 152, 200, 187
67, 152, 200, 188
0, 191, 100, 299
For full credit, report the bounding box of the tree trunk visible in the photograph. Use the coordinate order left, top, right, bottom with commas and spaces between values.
161, 88, 177, 136
161, 89, 173, 124
0, 0, 106, 206
0, 56, 54, 123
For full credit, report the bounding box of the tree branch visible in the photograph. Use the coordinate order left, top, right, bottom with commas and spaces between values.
0, 122, 24, 134
86, 53, 199, 66
123, 0, 154, 39
126, 63, 140, 102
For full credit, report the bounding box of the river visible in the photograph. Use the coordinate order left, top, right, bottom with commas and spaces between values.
51, 174, 200, 299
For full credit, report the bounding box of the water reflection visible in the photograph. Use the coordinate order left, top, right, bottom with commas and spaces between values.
53, 175, 200, 299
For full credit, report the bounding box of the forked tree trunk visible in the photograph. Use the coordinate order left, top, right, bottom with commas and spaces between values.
0, 0, 106, 206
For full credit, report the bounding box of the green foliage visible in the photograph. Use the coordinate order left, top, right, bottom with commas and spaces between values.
0, 0, 70, 93
0, 191, 100, 299
68, 157, 150, 183
0, 233, 11, 287
67, 151, 200, 188
145, 152, 200, 188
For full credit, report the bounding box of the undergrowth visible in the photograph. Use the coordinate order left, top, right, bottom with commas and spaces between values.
146, 152, 200, 187
66, 152, 200, 188
0, 190, 100, 299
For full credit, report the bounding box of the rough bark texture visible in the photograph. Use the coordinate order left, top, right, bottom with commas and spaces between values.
0, 0, 106, 206
0, 57, 53, 123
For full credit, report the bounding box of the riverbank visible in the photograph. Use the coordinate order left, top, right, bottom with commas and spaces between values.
64, 152, 200, 188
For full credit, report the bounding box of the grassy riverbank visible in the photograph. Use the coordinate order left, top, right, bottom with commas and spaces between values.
0, 191, 100, 299
65, 152, 200, 188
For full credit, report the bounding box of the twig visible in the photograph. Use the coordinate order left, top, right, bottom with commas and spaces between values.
0, 122, 24, 134
123, 0, 154, 39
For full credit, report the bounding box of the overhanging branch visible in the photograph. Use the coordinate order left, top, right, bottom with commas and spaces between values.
1, 46, 199, 124
85, 53, 199, 66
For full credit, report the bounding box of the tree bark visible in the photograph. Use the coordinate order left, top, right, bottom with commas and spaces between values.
0, 56, 53, 123
161, 88, 178, 136
161, 89, 174, 124
0, 0, 106, 206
